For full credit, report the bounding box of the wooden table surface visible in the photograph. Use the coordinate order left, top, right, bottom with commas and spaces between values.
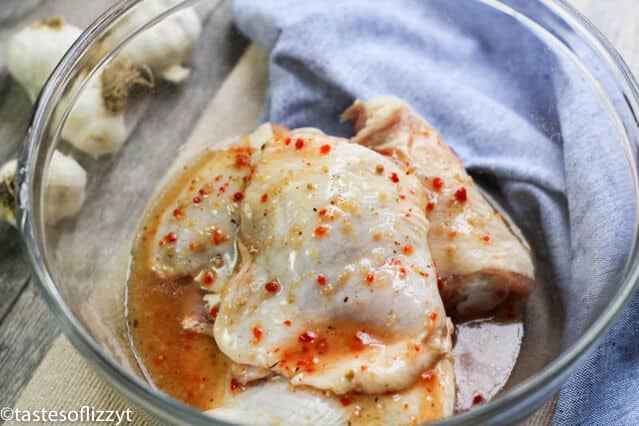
0, 0, 637, 411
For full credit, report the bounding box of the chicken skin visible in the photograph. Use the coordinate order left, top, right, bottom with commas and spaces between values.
213, 128, 454, 408
342, 97, 534, 319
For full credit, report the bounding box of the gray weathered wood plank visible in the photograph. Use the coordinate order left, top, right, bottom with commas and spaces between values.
0, 283, 58, 408
0, 226, 30, 322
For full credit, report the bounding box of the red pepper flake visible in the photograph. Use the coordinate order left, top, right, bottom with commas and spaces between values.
214, 175, 222, 182
481, 234, 491, 243
389, 172, 400, 183
399, 194, 406, 200
360, 365, 368, 372
209, 307, 219, 320
426, 202, 435, 212
316, 274, 327, 286
230, 378, 243, 392
399, 267, 407, 278
284, 137, 291, 146
454, 187, 468, 203
233, 192, 244, 202
199, 188, 208, 196
314, 225, 329, 237
429, 312, 438, 321
203, 271, 214, 285
192, 196, 202, 204
298, 331, 317, 343
235, 154, 251, 168
318, 208, 328, 216
295, 138, 304, 150
261, 193, 269, 203
265, 281, 280, 293
403, 403, 409, 410
172, 208, 183, 219
164, 232, 178, 243
211, 229, 226, 245
253, 327, 264, 342
432, 177, 444, 191
403, 245, 413, 256
320, 144, 331, 155
365, 273, 375, 284
420, 370, 435, 382
283, 320, 292, 327
339, 396, 352, 407
472, 393, 485, 405
189, 242, 197, 251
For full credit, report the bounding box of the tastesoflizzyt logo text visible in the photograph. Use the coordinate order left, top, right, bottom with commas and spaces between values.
1, 406, 134, 424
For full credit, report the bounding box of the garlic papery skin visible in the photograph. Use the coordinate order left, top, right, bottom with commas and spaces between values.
6, 17, 82, 102
109, 0, 202, 83
43, 151, 87, 225
0, 151, 87, 227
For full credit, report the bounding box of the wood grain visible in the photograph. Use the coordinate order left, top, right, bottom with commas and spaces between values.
0, 284, 58, 408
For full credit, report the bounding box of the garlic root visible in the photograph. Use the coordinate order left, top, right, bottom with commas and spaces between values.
0, 152, 87, 227
101, 57, 154, 114
0, 160, 18, 227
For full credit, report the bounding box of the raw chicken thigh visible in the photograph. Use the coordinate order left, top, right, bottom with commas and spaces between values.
146, 145, 249, 287
146, 122, 276, 289
342, 97, 535, 319
214, 128, 454, 402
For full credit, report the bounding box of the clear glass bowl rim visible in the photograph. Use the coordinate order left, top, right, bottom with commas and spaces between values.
14, 0, 639, 424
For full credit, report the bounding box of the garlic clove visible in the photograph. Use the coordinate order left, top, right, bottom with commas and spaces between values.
44, 151, 87, 225
160, 64, 191, 84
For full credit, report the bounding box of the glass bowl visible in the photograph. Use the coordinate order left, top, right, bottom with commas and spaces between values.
15, 0, 639, 424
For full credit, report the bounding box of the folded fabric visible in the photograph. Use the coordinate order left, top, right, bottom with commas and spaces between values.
232, 0, 638, 424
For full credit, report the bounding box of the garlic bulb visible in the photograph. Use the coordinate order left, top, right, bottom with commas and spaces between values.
59, 74, 127, 157
6, 17, 82, 102
0, 151, 87, 226
8, 18, 154, 158
109, 0, 201, 83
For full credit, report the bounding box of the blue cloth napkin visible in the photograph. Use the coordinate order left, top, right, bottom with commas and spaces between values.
231, 0, 638, 424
